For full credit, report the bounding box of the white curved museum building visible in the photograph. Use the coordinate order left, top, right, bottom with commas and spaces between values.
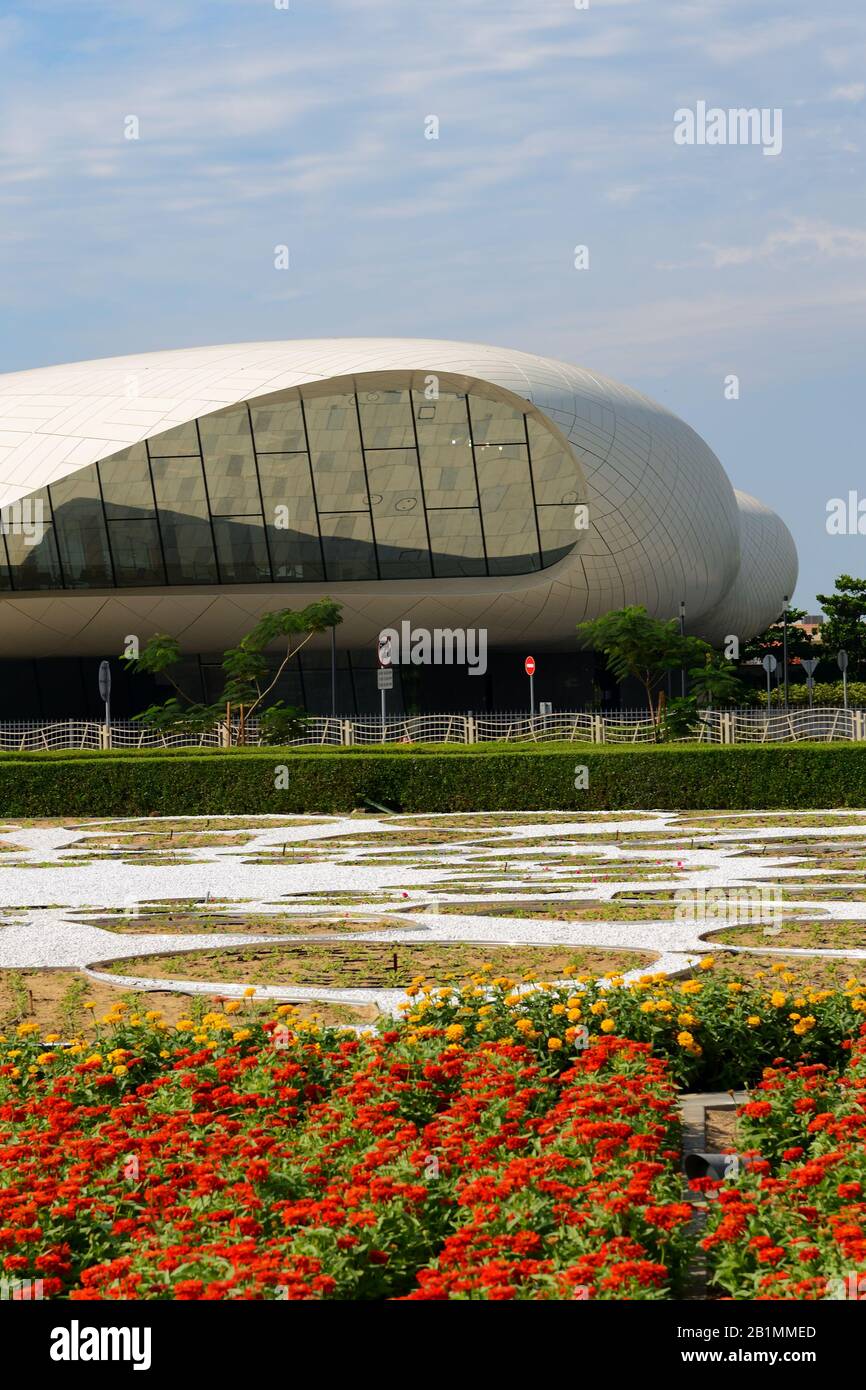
0, 338, 797, 713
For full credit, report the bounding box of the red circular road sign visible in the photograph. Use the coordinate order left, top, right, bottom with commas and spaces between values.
524, 655, 536, 677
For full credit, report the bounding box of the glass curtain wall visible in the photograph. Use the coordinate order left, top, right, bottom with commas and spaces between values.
0, 382, 580, 590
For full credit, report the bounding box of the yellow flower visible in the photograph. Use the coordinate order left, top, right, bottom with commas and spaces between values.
600, 1018, 616, 1034
677, 1012, 696, 1027
551, 1004, 566, 1016
547, 1037, 563, 1051
747, 1016, 761, 1027
727, 983, 744, 993
112, 1064, 128, 1076
224, 1001, 241, 1014
175, 1020, 193, 1031
590, 1001, 607, 1016
515, 1018, 534, 1035
676, 1031, 694, 1048
770, 991, 787, 1008
444, 1024, 464, 1041
44, 1033, 61, 1043
243, 987, 256, 998
698, 956, 715, 971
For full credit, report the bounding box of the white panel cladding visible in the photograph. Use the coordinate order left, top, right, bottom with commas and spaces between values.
697, 491, 799, 647
0, 338, 796, 654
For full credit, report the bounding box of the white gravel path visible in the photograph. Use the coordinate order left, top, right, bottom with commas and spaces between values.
1, 809, 864, 1017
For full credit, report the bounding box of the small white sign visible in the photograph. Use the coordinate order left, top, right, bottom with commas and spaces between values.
377, 668, 394, 690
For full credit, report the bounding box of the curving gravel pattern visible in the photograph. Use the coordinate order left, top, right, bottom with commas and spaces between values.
2, 809, 866, 1017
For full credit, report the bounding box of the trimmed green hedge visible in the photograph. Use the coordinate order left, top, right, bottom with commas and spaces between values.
0, 742, 864, 815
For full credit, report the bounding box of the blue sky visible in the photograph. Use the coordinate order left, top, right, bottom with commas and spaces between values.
2, 0, 865, 611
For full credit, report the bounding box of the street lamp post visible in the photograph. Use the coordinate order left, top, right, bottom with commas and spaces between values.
679, 600, 686, 698
330, 626, 336, 720
782, 596, 790, 711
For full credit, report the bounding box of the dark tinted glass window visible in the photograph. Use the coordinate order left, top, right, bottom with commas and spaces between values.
11, 383, 579, 590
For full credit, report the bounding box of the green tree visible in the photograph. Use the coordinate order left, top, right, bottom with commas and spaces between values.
123, 599, 342, 744
687, 651, 744, 707
740, 606, 815, 664
815, 575, 866, 677
577, 605, 710, 728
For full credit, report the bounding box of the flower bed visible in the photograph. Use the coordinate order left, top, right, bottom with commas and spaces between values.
701, 1031, 866, 1299
398, 958, 865, 1090
1, 963, 864, 1301
0, 1000, 690, 1300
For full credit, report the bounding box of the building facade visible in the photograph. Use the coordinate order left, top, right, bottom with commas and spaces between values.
0, 339, 798, 715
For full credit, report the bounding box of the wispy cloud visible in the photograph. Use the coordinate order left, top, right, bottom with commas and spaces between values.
704, 219, 866, 267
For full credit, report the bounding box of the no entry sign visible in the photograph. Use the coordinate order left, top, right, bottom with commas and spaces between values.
524, 655, 536, 677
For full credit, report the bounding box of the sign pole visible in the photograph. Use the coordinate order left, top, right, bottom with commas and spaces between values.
839, 650, 849, 712
377, 632, 393, 744
801, 656, 819, 714
524, 655, 536, 720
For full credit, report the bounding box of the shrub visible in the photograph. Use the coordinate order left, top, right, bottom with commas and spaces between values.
1, 742, 866, 814
755, 681, 866, 707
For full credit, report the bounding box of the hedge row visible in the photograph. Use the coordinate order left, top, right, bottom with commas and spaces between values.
756, 681, 866, 706
0, 742, 864, 815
